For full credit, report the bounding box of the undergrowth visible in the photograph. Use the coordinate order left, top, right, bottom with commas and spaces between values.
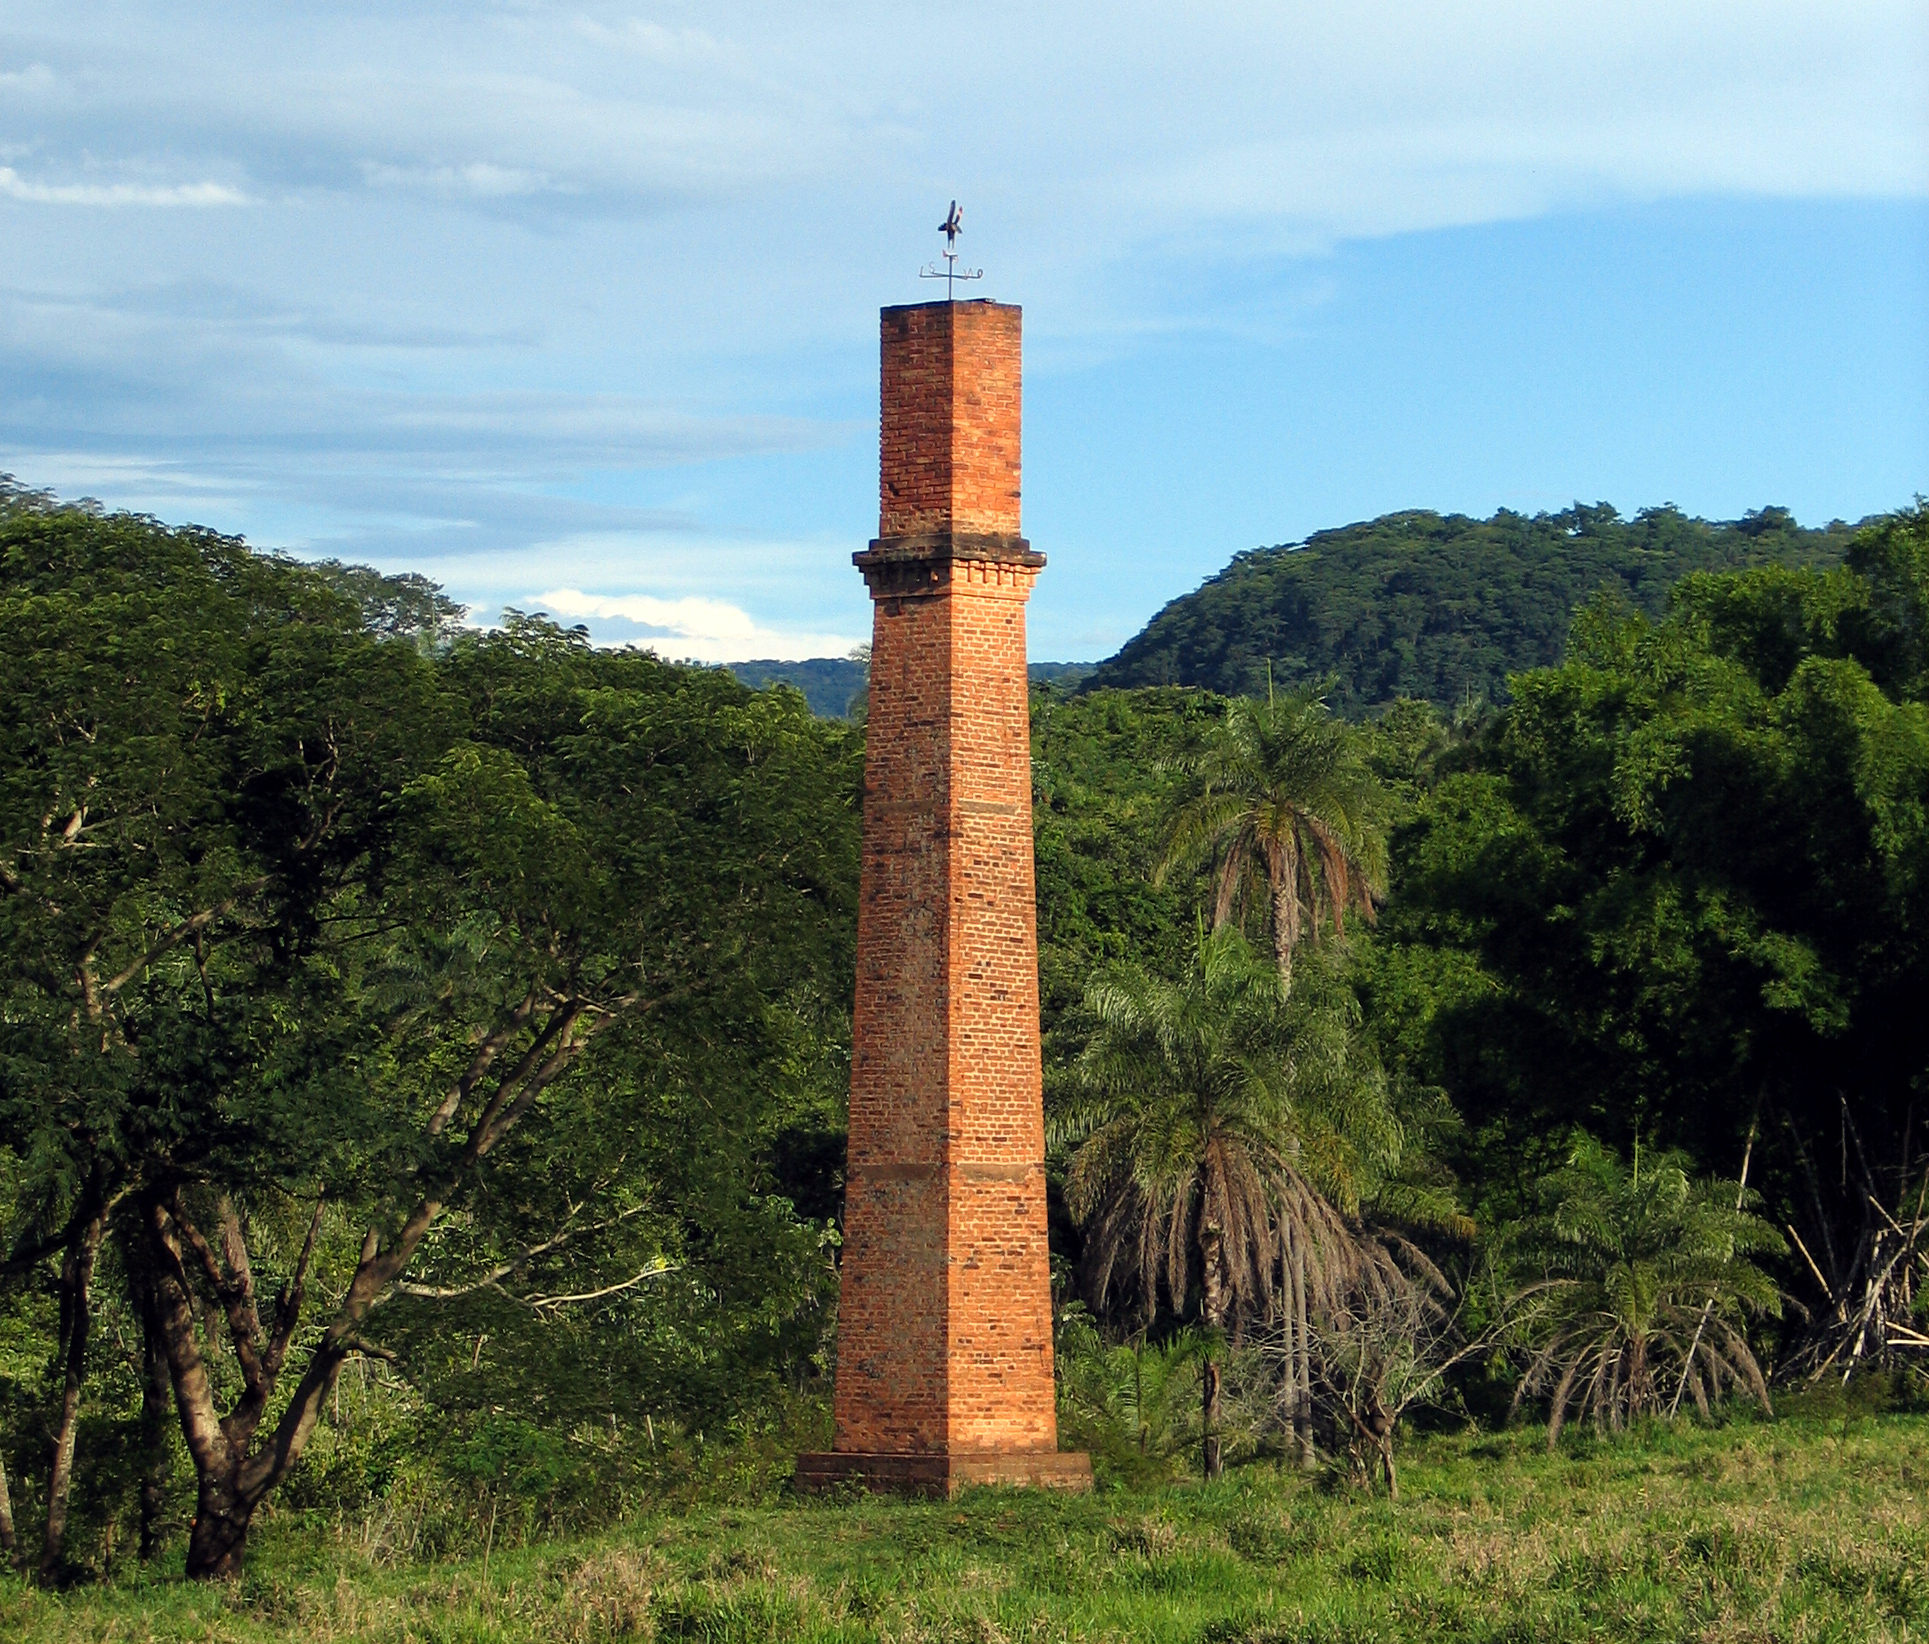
4, 1412, 1925, 1642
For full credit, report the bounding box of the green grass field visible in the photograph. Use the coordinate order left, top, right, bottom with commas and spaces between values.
6, 1413, 1926, 1643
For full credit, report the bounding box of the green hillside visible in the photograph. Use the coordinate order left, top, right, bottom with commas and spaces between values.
728, 657, 1096, 718
724, 655, 869, 718
1086, 503, 1856, 713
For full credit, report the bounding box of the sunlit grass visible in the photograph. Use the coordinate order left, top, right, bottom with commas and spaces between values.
6, 1413, 1926, 1642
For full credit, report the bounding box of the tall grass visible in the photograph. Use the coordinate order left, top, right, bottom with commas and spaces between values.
4, 1412, 1925, 1642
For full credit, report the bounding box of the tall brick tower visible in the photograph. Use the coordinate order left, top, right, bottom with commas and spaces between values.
796, 300, 1091, 1495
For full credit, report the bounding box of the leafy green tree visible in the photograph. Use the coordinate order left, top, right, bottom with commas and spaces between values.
1056, 927, 1398, 1475
1, 496, 861, 1579
1160, 685, 1387, 996
1031, 685, 1226, 1081
1089, 502, 1854, 713
0, 494, 444, 1576
128, 620, 856, 1578
1507, 1134, 1784, 1447
1372, 509, 1929, 1346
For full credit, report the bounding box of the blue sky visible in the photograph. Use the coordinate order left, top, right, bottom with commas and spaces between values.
2, 4, 1924, 662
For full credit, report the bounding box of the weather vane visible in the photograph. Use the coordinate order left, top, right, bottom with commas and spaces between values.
920, 200, 983, 300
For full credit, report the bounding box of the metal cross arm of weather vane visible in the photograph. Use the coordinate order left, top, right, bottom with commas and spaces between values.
921, 199, 983, 300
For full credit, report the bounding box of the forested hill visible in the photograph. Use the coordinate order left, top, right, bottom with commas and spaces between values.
1085, 503, 1854, 714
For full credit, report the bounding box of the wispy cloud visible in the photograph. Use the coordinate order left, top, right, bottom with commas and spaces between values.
0, 166, 248, 207
0, 1, 1919, 664
530, 586, 860, 662
362, 161, 556, 199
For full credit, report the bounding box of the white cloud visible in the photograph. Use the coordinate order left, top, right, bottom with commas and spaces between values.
362, 161, 555, 199
530, 586, 860, 662
0, 0, 1920, 667
0, 63, 57, 93
0, 166, 247, 207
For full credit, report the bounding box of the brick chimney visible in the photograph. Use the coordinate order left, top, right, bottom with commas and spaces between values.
796, 300, 1091, 1496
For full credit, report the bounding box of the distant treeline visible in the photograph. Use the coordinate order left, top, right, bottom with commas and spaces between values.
1085, 503, 1854, 713
726, 656, 1093, 718
733, 506, 1856, 720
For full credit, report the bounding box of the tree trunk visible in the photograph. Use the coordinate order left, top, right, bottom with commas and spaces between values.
185, 1472, 256, 1581
1292, 1234, 1315, 1469
1630, 1334, 1653, 1421
142, 1192, 350, 1581
41, 1209, 104, 1580
1200, 1215, 1226, 1480
1278, 1222, 1300, 1455
1201, 1357, 1223, 1480
1270, 835, 1301, 998
0, 1449, 17, 1564
137, 1281, 173, 1562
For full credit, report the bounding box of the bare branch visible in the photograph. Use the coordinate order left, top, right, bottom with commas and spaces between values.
1785, 1222, 1835, 1304
263, 1198, 325, 1381
101, 887, 266, 996
386, 1203, 650, 1304
527, 1260, 680, 1312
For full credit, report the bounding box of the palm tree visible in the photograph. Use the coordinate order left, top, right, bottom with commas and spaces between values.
1508, 1133, 1786, 1448
1159, 683, 1386, 997
1055, 1305, 1212, 1482
1055, 927, 1397, 1475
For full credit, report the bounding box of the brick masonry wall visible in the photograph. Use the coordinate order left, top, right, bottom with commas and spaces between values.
834, 300, 1057, 1457
879, 302, 1022, 538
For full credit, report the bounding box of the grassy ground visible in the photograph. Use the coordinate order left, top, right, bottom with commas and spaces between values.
5, 1413, 1926, 1643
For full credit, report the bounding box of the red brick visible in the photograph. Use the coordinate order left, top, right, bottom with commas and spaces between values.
801, 301, 1088, 1494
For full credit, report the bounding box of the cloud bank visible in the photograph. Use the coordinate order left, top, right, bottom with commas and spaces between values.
1, 2, 1922, 658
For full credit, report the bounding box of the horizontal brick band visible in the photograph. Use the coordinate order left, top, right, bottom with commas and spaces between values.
858, 531, 1044, 565
848, 1161, 941, 1181
854, 534, 1045, 601
794, 1449, 1094, 1499
958, 1162, 1036, 1182
847, 1161, 1038, 1182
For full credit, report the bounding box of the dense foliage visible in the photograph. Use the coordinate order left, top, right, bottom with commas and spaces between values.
1086, 503, 1853, 713
1364, 508, 1929, 1297
0, 489, 859, 1578
2, 481, 1924, 1592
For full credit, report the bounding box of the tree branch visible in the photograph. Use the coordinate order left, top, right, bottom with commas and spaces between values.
101, 888, 266, 996
526, 1259, 680, 1313
263, 1198, 325, 1382
425, 987, 538, 1140
386, 1203, 650, 1304
165, 1192, 268, 1406
459, 1002, 583, 1160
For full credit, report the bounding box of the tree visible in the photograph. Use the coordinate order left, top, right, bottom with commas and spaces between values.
126, 619, 857, 1578
1300, 1238, 1497, 1499
1085, 502, 1853, 713
1372, 511, 1929, 1369
1160, 685, 1386, 997
1, 498, 861, 1579
1507, 1134, 1784, 1448
1056, 928, 1397, 1476
0, 496, 442, 1576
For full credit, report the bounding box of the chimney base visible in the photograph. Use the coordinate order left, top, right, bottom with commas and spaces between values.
794, 1449, 1093, 1498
